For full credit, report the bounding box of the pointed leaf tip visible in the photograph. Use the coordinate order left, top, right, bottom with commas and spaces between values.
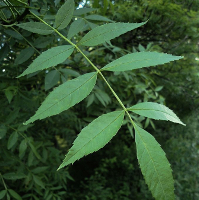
58, 110, 125, 170
134, 124, 175, 200
24, 72, 97, 125
128, 102, 185, 126
17, 45, 74, 78
78, 22, 146, 46
101, 52, 183, 72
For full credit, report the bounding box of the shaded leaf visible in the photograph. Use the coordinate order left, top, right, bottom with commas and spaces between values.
101, 52, 183, 71
3, 172, 26, 180
127, 102, 185, 125
8, 189, 22, 200
85, 14, 113, 22
0, 190, 6, 199
4, 90, 14, 104
14, 47, 35, 65
24, 72, 97, 125
55, 0, 74, 30
67, 18, 85, 39
28, 142, 42, 160
17, 45, 74, 77
7, 132, 18, 149
58, 110, 125, 170
19, 139, 28, 159
34, 36, 54, 49
0, 124, 7, 139
33, 175, 45, 189
45, 70, 60, 91
134, 124, 175, 200
17, 22, 53, 35
78, 22, 146, 46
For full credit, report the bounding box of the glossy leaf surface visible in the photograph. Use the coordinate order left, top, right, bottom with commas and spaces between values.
58, 110, 125, 170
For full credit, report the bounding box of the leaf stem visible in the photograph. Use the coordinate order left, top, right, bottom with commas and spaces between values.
30, 11, 135, 127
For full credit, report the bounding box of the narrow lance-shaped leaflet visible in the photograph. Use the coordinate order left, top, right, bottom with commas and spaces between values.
54, 0, 75, 30
127, 102, 185, 125
134, 123, 175, 200
24, 72, 97, 125
17, 45, 74, 77
17, 22, 54, 35
101, 52, 183, 71
78, 22, 147, 46
58, 110, 125, 170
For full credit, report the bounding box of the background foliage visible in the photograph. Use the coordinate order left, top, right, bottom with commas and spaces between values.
0, 0, 199, 199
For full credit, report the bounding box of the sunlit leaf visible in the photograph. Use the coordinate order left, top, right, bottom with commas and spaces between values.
134, 124, 175, 200
58, 110, 125, 170
78, 22, 146, 46
101, 52, 183, 71
24, 72, 97, 125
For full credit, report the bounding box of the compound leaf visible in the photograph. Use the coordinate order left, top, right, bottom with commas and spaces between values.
78, 22, 146, 46
101, 52, 182, 71
17, 22, 53, 35
134, 124, 175, 200
58, 110, 125, 170
127, 102, 185, 125
17, 45, 74, 77
24, 72, 97, 125
55, 0, 74, 30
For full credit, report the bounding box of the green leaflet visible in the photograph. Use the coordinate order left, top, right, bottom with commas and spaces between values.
58, 110, 125, 170
67, 18, 85, 39
0, 190, 6, 199
134, 124, 175, 200
101, 52, 183, 71
7, 132, 18, 150
8, 189, 22, 200
24, 72, 97, 125
45, 70, 60, 91
17, 22, 53, 35
78, 22, 146, 46
127, 102, 185, 125
17, 45, 74, 78
73, 8, 97, 16
14, 47, 35, 65
0, 124, 7, 139
54, 0, 74, 30
85, 14, 113, 22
